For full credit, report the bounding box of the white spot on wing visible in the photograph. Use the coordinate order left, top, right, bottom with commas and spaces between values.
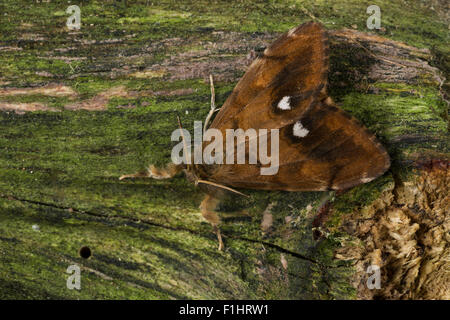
360, 172, 374, 184
277, 96, 291, 110
293, 121, 309, 137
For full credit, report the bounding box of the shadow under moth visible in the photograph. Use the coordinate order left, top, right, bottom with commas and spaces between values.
120, 21, 390, 250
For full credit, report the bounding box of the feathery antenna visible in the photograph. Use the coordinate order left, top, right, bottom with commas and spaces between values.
197, 179, 249, 198
203, 74, 219, 133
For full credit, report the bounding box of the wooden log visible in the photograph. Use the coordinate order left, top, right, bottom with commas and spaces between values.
0, 1, 448, 300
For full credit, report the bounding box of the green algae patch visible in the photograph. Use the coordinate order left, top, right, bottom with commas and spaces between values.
0, 198, 260, 299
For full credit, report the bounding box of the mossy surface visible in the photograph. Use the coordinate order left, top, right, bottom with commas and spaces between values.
0, 0, 448, 299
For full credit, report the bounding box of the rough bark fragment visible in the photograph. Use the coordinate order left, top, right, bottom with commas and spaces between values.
336, 161, 449, 299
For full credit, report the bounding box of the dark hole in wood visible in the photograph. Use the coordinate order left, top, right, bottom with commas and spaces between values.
79, 246, 92, 259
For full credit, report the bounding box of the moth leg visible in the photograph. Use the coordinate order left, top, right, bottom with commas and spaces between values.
203, 74, 220, 133
119, 163, 182, 180
213, 225, 224, 252
199, 194, 224, 251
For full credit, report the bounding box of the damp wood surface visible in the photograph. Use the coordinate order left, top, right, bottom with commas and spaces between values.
0, 0, 448, 299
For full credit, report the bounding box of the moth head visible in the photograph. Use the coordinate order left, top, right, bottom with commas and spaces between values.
175, 116, 247, 197
183, 167, 199, 185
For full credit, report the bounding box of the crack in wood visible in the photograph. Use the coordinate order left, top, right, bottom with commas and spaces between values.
0, 193, 325, 266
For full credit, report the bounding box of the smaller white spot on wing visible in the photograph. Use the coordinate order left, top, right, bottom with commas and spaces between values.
277, 96, 291, 110
360, 177, 373, 183
293, 121, 309, 138
360, 172, 374, 184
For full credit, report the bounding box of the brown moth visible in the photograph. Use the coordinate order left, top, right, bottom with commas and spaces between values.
120, 22, 390, 250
